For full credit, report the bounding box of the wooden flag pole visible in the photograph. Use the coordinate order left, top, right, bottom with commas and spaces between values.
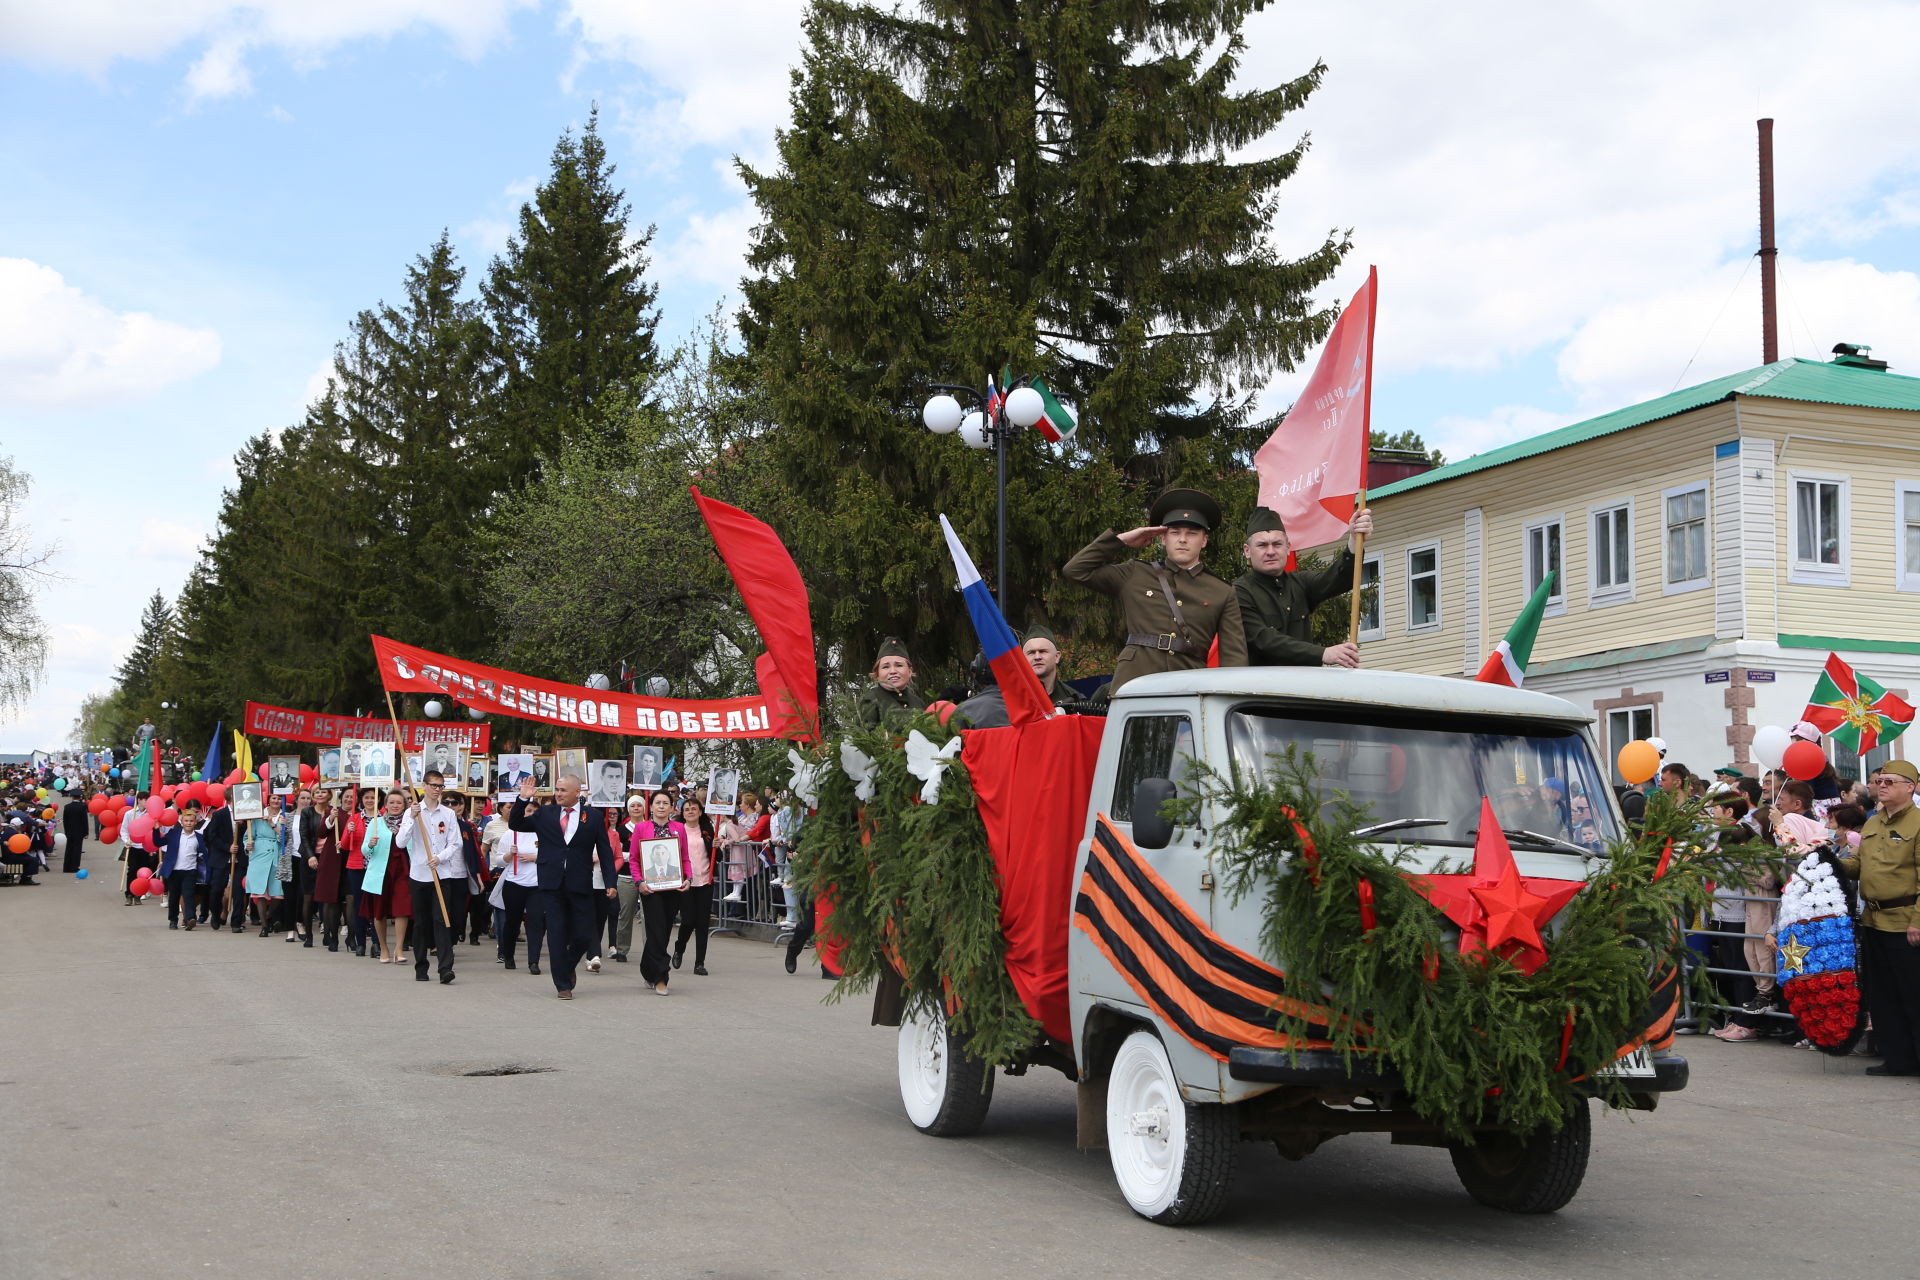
384, 689, 450, 928
1346, 489, 1369, 645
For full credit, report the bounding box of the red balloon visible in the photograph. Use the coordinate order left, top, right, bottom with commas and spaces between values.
158, 807, 180, 828
298, 763, 317, 785
88, 795, 108, 814
187, 781, 210, 804
925, 700, 958, 726
100, 819, 120, 838
143, 876, 165, 896
225, 769, 244, 786
206, 783, 227, 805
257, 764, 269, 781
132, 866, 151, 882
1783, 739, 1826, 781
115, 794, 133, 808
159, 785, 176, 802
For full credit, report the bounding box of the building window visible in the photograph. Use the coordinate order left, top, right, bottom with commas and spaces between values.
1590, 500, 1633, 602
1357, 554, 1383, 641
1523, 517, 1565, 611
1900, 482, 1920, 593
1788, 473, 1849, 587
1606, 706, 1656, 786
1407, 543, 1440, 631
1662, 482, 1709, 593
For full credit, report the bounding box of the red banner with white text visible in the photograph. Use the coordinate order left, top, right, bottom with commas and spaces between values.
243, 700, 493, 752
370, 636, 786, 740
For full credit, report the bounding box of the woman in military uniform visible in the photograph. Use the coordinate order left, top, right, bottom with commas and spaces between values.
1062, 488, 1247, 695
853, 637, 928, 728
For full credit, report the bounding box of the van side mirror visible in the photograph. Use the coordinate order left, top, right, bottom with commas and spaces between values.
1130, 778, 1178, 849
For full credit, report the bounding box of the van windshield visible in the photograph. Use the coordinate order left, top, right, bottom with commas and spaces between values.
1226, 706, 1619, 852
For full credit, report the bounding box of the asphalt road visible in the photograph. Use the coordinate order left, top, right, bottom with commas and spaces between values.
3, 870, 1918, 1280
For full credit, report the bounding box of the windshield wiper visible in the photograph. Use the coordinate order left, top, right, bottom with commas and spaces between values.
1501, 828, 1594, 857
1353, 817, 1448, 839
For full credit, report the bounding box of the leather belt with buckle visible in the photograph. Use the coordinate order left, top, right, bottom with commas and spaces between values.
1126, 631, 1201, 657
1865, 893, 1918, 911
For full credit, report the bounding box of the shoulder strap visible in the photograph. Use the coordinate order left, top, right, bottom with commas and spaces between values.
1151, 566, 1191, 637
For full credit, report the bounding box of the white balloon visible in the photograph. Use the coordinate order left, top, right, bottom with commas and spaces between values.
1004, 385, 1045, 428
922, 394, 963, 435
1752, 725, 1791, 770
585, 672, 612, 691
422, 700, 444, 719
958, 410, 990, 450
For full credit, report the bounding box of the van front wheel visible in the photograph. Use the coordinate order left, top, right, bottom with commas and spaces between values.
1448, 1099, 1591, 1213
1105, 1029, 1237, 1225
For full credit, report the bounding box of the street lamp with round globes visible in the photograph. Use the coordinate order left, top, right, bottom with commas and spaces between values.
585, 672, 612, 691
645, 675, 671, 699
923, 394, 963, 435
467, 706, 486, 721
957, 411, 989, 450
1004, 385, 1044, 429
423, 700, 444, 719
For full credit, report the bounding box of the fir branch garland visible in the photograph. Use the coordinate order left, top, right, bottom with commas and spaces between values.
791, 714, 1042, 1065
1194, 747, 1767, 1140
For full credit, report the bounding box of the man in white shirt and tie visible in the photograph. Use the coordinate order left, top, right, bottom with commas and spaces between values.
397, 770, 466, 985
507, 772, 617, 1000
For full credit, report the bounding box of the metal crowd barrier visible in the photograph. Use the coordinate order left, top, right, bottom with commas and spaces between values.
1678, 892, 1797, 1033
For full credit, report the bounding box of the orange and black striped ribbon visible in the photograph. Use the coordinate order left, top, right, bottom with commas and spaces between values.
1074, 816, 1338, 1062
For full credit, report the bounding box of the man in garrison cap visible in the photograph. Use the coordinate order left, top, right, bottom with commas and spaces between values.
853, 637, 929, 729
1063, 488, 1247, 694
1233, 504, 1374, 667
954, 625, 1078, 728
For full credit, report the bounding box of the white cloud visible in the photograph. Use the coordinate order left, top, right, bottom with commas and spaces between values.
1, 0, 534, 94
0, 259, 221, 410
138, 519, 207, 564
562, 0, 804, 154
657, 199, 757, 291
43, 623, 134, 676
1427, 405, 1579, 465
1234, 1, 1920, 399
301, 356, 337, 411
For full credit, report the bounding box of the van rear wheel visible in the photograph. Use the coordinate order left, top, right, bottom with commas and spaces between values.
897, 1003, 993, 1136
1105, 1029, 1237, 1225
1448, 1099, 1591, 1213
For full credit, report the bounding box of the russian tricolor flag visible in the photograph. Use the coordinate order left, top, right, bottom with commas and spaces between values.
939, 514, 1057, 727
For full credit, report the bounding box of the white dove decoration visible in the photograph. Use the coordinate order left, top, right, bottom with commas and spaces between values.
839, 739, 878, 803
787, 747, 825, 809
903, 730, 965, 805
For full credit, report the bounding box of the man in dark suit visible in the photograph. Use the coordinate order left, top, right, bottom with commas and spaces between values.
507, 771, 617, 1000
198, 801, 237, 927
61, 791, 90, 873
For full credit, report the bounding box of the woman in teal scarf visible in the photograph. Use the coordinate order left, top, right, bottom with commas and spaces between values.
241, 807, 284, 938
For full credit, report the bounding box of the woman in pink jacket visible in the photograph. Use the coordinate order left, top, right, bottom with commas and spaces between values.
673, 794, 719, 976
632, 790, 688, 996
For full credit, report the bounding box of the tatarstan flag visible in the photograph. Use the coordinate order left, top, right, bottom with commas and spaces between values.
1475, 572, 1556, 687
1028, 377, 1077, 444
1803, 652, 1914, 753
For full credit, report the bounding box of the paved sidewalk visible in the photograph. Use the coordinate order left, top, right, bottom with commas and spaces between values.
2, 872, 1917, 1279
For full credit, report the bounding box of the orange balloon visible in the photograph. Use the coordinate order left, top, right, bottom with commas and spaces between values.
1617, 740, 1661, 785
6, 834, 28, 854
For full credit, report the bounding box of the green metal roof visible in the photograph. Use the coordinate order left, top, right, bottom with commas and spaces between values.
1372, 357, 1920, 500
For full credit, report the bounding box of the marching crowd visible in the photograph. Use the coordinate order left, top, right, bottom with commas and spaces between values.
5, 758, 813, 1001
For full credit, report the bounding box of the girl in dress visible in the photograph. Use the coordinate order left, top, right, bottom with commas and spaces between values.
241, 804, 284, 937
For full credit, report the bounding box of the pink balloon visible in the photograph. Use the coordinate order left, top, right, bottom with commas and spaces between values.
143, 876, 165, 896
128, 815, 154, 842
132, 867, 151, 882
145, 796, 164, 817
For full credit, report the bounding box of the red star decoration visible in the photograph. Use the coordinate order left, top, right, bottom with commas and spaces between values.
1404, 798, 1584, 975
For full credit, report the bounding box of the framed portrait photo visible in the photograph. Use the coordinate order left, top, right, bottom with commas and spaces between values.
637, 836, 685, 891
530, 754, 555, 794
706, 768, 741, 817
340, 739, 383, 784
464, 754, 490, 794
360, 742, 397, 785
631, 745, 664, 791
317, 745, 344, 785
495, 752, 534, 801
422, 741, 464, 787
231, 781, 266, 821
404, 753, 425, 788
587, 759, 628, 808
267, 755, 300, 796
554, 748, 587, 785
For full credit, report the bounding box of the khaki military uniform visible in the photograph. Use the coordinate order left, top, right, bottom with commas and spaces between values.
853, 682, 927, 730
1063, 530, 1247, 695
1232, 548, 1356, 666
1840, 802, 1920, 932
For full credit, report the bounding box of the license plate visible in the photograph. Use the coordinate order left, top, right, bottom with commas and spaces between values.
1600, 1046, 1656, 1079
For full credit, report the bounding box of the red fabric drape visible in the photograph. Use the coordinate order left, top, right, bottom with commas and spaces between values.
961, 715, 1106, 1043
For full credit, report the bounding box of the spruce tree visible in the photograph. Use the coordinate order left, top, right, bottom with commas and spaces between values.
115, 592, 175, 714
739, 0, 1348, 675
486, 107, 662, 468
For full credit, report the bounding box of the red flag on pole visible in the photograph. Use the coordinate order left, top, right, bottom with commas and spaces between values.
690, 488, 822, 743
1254, 267, 1377, 550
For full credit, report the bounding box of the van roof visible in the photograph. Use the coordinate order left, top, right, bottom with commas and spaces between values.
1113, 667, 1592, 725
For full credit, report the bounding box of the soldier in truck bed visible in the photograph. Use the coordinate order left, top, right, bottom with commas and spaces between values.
1063, 487, 1247, 696
1233, 504, 1375, 668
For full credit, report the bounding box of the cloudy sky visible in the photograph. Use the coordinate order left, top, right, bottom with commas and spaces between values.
5, 0, 1920, 751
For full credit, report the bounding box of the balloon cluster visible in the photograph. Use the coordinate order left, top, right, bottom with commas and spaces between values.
1753, 723, 1828, 781
129, 867, 165, 898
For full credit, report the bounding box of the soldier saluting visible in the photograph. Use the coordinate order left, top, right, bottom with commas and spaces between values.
1064, 488, 1247, 695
